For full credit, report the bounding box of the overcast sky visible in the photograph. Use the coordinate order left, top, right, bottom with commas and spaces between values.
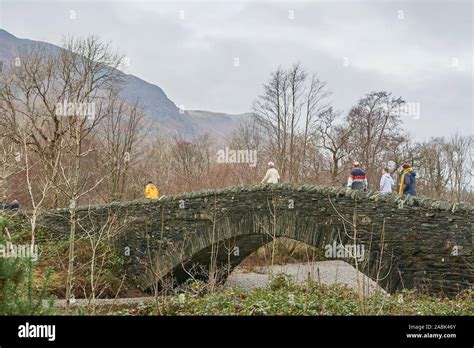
0, 0, 472, 140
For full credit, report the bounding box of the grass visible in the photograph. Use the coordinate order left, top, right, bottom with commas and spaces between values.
0, 214, 131, 300
105, 274, 473, 316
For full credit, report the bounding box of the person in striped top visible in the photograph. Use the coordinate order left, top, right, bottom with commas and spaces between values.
347, 161, 368, 191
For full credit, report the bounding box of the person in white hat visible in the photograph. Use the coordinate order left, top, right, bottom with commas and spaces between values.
261, 161, 280, 184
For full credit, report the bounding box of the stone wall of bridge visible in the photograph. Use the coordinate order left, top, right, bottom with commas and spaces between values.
7, 184, 473, 296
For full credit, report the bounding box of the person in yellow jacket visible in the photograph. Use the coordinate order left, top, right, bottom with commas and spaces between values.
145, 181, 159, 199
399, 163, 417, 196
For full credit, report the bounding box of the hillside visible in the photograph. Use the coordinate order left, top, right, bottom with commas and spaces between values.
0, 29, 247, 138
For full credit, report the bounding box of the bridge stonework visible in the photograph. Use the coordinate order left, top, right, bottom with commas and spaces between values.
32, 184, 474, 296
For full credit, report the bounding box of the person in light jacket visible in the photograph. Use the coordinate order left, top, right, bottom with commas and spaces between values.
261, 162, 280, 184
379, 168, 394, 194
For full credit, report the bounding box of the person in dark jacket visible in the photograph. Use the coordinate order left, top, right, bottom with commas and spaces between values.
399, 163, 417, 196
9, 200, 20, 210
0, 199, 20, 210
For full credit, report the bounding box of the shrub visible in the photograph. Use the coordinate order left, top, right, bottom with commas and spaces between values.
0, 218, 54, 315
0, 256, 54, 315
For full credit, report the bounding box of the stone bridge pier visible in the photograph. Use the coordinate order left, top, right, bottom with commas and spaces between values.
36, 184, 473, 296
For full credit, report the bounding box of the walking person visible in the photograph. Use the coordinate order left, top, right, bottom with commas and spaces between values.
0, 197, 19, 210
347, 161, 368, 191
9, 200, 19, 210
399, 163, 417, 197
145, 181, 160, 199
261, 162, 280, 184
379, 168, 394, 194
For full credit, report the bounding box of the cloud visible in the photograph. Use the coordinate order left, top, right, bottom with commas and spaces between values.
0, 0, 471, 139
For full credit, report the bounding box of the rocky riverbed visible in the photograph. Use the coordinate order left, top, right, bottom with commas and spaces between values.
51, 260, 384, 308
226, 260, 384, 295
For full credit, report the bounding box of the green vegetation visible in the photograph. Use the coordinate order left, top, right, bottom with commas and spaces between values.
0, 257, 54, 315
1, 218, 127, 298
1, 215, 471, 317
36, 230, 126, 298
0, 217, 54, 315
110, 274, 473, 316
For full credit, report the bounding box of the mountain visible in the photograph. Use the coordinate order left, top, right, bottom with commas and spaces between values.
0, 29, 247, 138
186, 110, 251, 138
119, 73, 196, 136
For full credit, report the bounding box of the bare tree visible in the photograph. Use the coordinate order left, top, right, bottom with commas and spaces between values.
20, 130, 60, 249
253, 63, 331, 183
415, 137, 450, 198
169, 135, 212, 192
227, 118, 264, 184
287, 63, 306, 182
97, 91, 148, 202
445, 134, 473, 202
0, 136, 21, 199
345, 91, 405, 187
302, 73, 331, 171
48, 36, 125, 313
0, 44, 68, 207
253, 66, 290, 179
316, 108, 353, 185
78, 210, 123, 313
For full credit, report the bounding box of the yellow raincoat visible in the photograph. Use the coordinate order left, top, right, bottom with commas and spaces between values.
145, 183, 159, 199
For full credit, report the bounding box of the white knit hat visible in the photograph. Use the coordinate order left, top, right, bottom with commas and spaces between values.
268, 161, 275, 167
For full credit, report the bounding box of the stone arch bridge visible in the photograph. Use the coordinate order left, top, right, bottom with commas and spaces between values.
26, 184, 473, 296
